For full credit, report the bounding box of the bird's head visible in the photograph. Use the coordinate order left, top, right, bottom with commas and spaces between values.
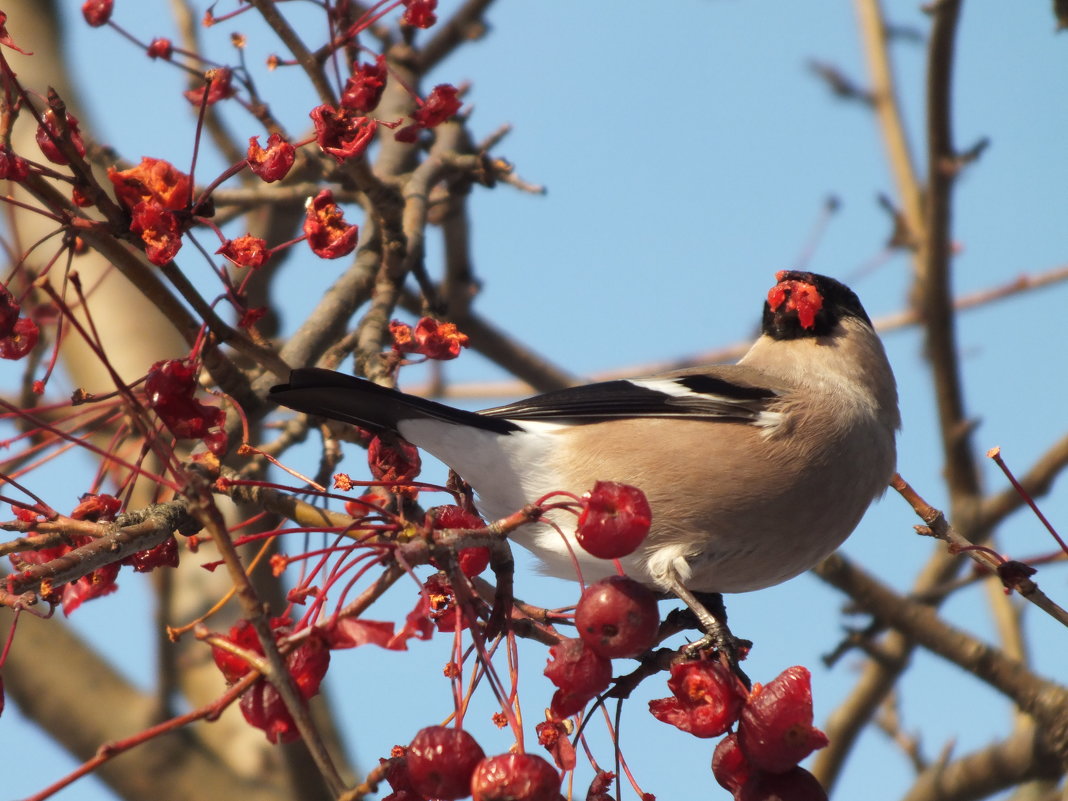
762, 270, 873, 340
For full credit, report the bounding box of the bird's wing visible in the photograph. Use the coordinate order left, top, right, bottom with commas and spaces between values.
480, 366, 785, 425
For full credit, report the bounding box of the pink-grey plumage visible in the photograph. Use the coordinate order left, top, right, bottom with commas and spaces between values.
270, 271, 900, 597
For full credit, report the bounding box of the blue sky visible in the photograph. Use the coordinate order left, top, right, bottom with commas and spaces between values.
3, 2, 1067, 799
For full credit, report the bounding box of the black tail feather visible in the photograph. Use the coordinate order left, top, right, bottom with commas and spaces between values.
269, 368, 518, 435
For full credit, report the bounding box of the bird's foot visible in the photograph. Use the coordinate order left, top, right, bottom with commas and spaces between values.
664, 578, 752, 688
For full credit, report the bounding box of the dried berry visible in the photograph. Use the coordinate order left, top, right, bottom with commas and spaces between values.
0, 146, 28, 181
146, 37, 173, 59
36, 109, 85, 165
368, 435, 421, 484
130, 200, 183, 265
0, 317, 38, 361
470, 753, 562, 801
184, 67, 235, 106
712, 733, 751, 793
239, 679, 298, 744
82, 0, 113, 26
310, 104, 377, 163
341, 55, 388, 113
649, 659, 747, 738
144, 359, 227, 455
217, 235, 269, 269
247, 133, 295, 182
544, 637, 612, 718
401, 0, 438, 28
211, 619, 262, 682
303, 189, 358, 259
108, 157, 192, 212
124, 536, 179, 572
406, 725, 485, 800
413, 84, 460, 127
413, 318, 469, 360
0, 284, 18, 338
738, 666, 828, 773
737, 766, 828, 801
575, 575, 660, 658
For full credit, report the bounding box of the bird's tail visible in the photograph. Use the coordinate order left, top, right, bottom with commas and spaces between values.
269, 368, 516, 434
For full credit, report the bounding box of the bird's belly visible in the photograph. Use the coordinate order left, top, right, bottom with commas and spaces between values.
407, 416, 893, 595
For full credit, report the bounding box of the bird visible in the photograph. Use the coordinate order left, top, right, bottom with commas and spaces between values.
270, 271, 899, 647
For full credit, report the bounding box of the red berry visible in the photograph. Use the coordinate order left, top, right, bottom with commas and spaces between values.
470, 753, 561, 801
543, 637, 612, 718
380, 751, 418, 794
738, 666, 829, 773
575, 576, 660, 658
0, 317, 38, 360
458, 546, 491, 577
239, 679, 298, 744
413, 317, 469, 360
401, 0, 438, 29
247, 133, 295, 182
217, 235, 269, 269
81, 0, 113, 26
147, 37, 173, 59
429, 505, 490, 576
287, 632, 330, 700
737, 766, 828, 801
431, 505, 484, 529
712, 733, 751, 793
413, 84, 461, 127
407, 725, 485, 800
0, 284, 19, 338
303, 189, 359, 259
36, 109, 86, 165
123, 536, 179, 572
575, 481, 651, 560
341, 55, 388, 113
648, 659, 748, 738
70, 493, 122, 522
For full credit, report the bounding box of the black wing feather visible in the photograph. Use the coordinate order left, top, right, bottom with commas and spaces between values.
273, 368, 780, 432
479, 375, 777, 424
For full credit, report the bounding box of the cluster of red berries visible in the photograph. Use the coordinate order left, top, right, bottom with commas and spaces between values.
381, 725, 562, 801
389, 317, 471, 361
107, 156, 194, 265
0, 283, 39, 361
429, 505, 492, 578
70, 0, 459, 275
544, 575, 660, 719
144, 359, 227, 457
648, 662, 830, 800
7, 494, 178, 615
210, 618, 330, 744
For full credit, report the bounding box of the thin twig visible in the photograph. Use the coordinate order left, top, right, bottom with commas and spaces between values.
891, 474, 1068, 630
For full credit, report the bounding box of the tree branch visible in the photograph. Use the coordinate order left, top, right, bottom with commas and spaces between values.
900, 725, 1062, 801
813, 552, 1068, 763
